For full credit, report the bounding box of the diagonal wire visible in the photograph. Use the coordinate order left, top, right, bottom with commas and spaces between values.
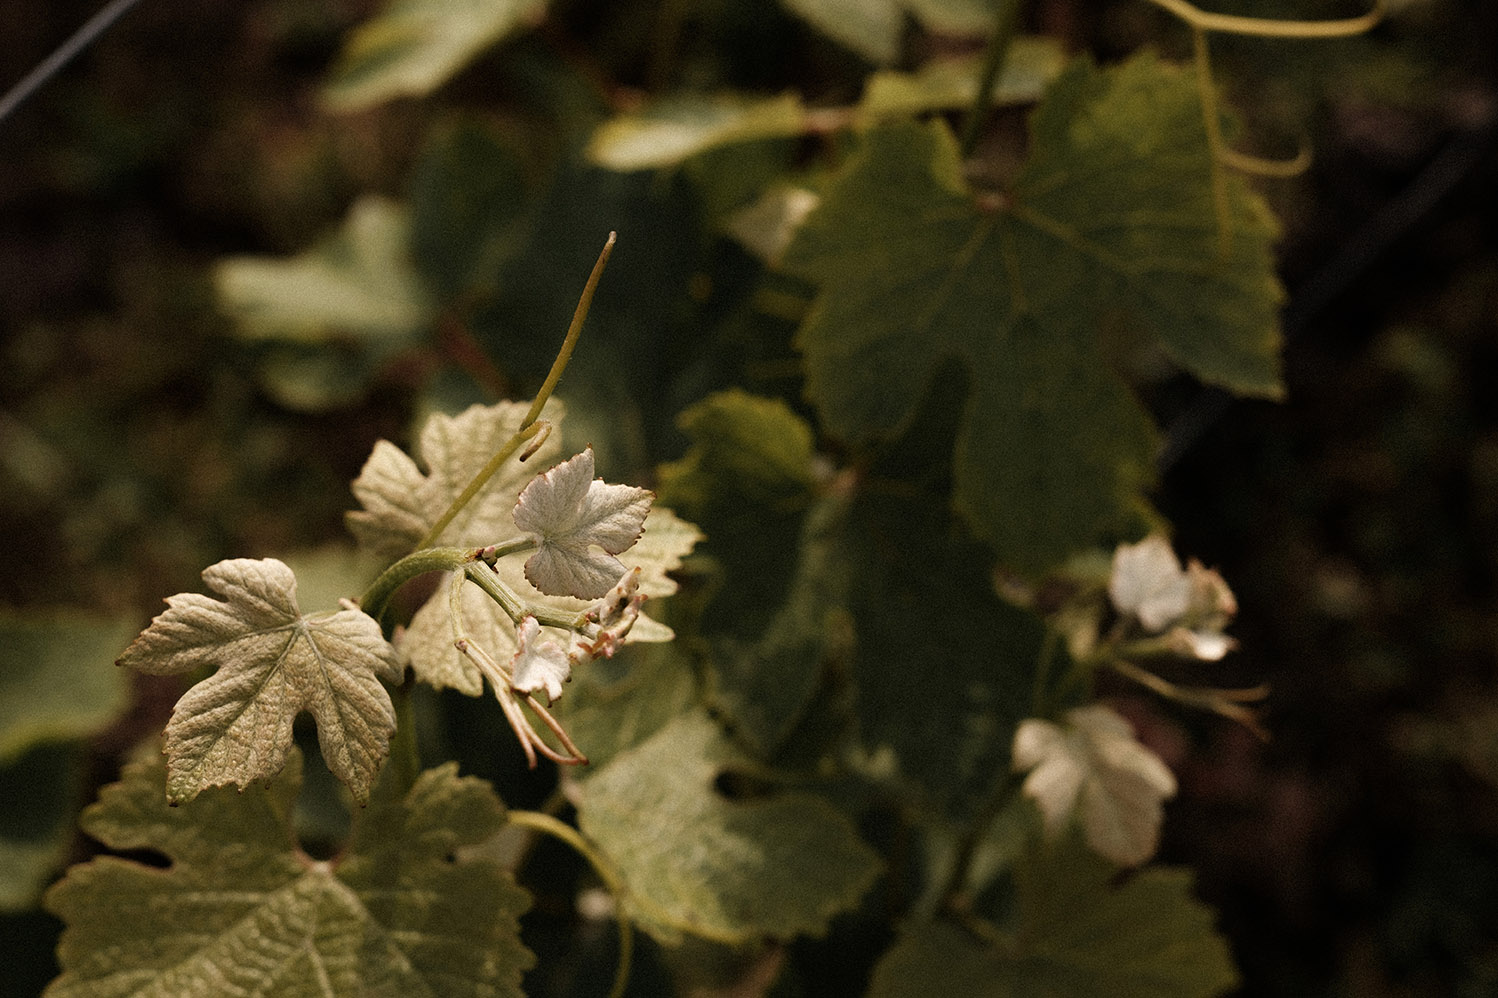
0, 0, 147, 128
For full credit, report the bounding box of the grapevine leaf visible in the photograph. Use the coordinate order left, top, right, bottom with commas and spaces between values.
323, 0, 549, 111
1109, 534, 1193, 632
855, 38, 1066, 123
587, 94, 806, 172
1013, 705, 1177, 867
578, 710, 881, 943
1, 744, 83, 911
512, 447, 654, 599
656, 390, 833, 756
781, 53, 1284, 571
657, 389, 818, 514
214, 197, 432, 347
401, 506, 699, 694
0, 609, 134, 764
45, 752, 534, 998
867, 840, 1238, 997
902, 0, 1001, 34
551, 641, 697, 770
346, 399, 564, 559
510, 616, 571, 702
780, 0, 903, 63
117, 558, 400, 805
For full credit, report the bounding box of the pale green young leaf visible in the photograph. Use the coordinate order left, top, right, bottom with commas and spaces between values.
214, 197, 432, 346
117, 558, 400, 805
512, 447, 653, 599
781, 53, 1283, 571
323, 0, 549, 111
45, 752, 534, 998
0, 610, 134, 764
587, 94, 806, 172
346, 399, 565, 559
867, 841, 1237, 997
855, 38, 1066, 124
902, 0, 1000, 34
578, 710, 881, 943
400, 506, 699, 694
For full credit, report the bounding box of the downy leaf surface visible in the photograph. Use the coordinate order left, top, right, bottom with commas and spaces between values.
45, 752, 534, 998
578, 710, 881, 944
867, 839, 1238, 997
781, 53, 1283, 571
117, 558, 400, 804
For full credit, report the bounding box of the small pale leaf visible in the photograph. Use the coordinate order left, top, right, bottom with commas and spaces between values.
513, 448, 653, 599
117, 558, 400, 804
588, 93, 806, 172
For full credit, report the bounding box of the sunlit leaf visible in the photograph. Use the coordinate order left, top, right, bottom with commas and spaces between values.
587, 94, 806, 172
781, 0, 903, 63
117, 558, 400, 804
1013, 705, 1177, 867
214, 197, 432, 346
578, 710, 881, 943
867, 840, 1238, 997
324, 0, 549, 111
782, 53, 1283, 571
346, 399, 564, 559
855, 38, 1066, 123
45, 752, 534, 997
512, 447, 653, 599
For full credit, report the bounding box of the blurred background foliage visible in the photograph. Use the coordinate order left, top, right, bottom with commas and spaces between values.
1, 0, 1498, 995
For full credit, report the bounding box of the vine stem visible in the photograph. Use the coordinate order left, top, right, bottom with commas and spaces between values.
957, 0, 1024, 160
1142, 0, 1382, 38
419, 232, 617, 551
507, 810, 634, 998
358, 546, 470, 624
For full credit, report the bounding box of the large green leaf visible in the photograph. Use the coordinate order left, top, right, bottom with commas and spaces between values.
578, 710, 881, 944
867, 840, 1238, 997
117, 558, 401, 805
324, 0, 550, 111
782, 53, 1283, 571
45, 752, 534, 998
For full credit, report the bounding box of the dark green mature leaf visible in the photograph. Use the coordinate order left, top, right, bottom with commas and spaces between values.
578, 710, 881, 944
782, 53, 1283, 571
657, 389, 817, 517
45, 752, 533, 998
117, 558, 400, 805
867, 840, 1238, 997
324, 0, 549, 111
409, 120, 530, 302
844, 482, 1047, 824
1, 744, 84, 911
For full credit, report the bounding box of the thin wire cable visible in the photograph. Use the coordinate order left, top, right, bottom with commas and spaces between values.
0, 0, 146, 127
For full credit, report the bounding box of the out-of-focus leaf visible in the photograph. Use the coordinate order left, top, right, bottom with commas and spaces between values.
45, 752, 534, 997
117, 558, 400, 804
578, 710, 880, 943
409, 119, 530, 301
867, 840, 1238, 997
0, 609, 134, 764
214, 196, 433, 346
782, 54, 1283, 571
0, 744, 83, 911
551, 640, 698, 769
587, 94, 806, 172
780, 0, 903, 63
657, 389, 817, 516
323, 0, 549, 111
856, 38, 1066, 123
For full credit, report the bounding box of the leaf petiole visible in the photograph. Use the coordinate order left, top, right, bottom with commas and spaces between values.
957, 0, 1024, 160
